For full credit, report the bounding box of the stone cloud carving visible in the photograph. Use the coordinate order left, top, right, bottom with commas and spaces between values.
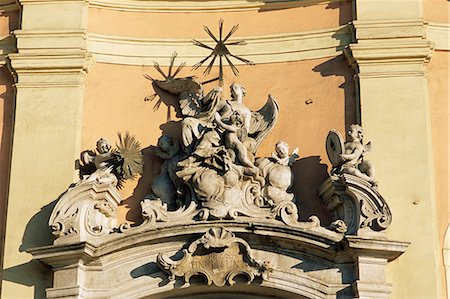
157, 227, 272, 286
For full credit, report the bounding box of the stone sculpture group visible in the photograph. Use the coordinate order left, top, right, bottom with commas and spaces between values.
143, 77, 304, 222
48, 72, 393, 243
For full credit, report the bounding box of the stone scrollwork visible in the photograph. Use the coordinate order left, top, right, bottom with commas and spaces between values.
157, 227, 272, 286
141, 76, 321, 230
49, 135, 142, 243
321, 125, 392, 235
49, 180, 125, 243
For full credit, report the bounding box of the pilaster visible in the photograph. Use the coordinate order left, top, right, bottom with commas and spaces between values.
1, 0, 92, 297
346, 1, 443, 297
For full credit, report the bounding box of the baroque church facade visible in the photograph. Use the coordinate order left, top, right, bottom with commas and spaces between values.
0, 0, 448, 298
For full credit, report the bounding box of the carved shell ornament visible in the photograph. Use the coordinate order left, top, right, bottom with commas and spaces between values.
157, 227, 272, 286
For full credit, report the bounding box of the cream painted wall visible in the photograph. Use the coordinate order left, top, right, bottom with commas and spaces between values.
352, 0, 446, 296
428, 50, 450, 297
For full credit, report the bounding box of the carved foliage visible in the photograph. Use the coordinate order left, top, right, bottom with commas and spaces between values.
157, 227, 272, 286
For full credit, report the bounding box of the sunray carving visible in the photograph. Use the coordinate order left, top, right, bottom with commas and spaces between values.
193, 18, 254, 86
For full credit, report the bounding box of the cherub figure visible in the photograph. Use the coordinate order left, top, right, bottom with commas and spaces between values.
214, 110, 255, 169
271, 141, 299, 166
340, 124, 377, 185
149, 135, 184, 208
80, 138, 118, 186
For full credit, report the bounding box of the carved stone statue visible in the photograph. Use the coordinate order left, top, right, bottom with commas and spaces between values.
49, 133, 142, 242
323, 125, 391, 235
140, 76, 319, 229
326, 124, 377, 186
255, 142, 299, 206
80, 138, 118, 186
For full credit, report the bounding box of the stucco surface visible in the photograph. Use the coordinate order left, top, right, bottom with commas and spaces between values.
424, 0, 449, 23
427, 50, 449, 256
82, 57, 356, 225
87, 1, 352, 39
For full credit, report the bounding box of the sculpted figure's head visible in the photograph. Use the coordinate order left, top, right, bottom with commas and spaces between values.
230, 83, 247, 100
348, 124, 364, 142
275, 141, 289, 158
96, 138, 111, 154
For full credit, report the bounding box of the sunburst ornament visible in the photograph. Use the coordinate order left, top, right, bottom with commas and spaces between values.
193, 18, 254, 86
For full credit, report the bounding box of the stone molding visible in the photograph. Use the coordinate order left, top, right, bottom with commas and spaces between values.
345, 19, 434, 78
7, 52, 93, 87
86, 26, 351, 66
425, 22, 450, 51
28, 221, 408, 299
88, 0, 345, 13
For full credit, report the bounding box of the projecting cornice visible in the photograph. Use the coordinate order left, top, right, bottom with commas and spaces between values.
345, 19, 434, 78
88, 0, 345, 13
425, 22, 450, 51
86, 26, 352, 66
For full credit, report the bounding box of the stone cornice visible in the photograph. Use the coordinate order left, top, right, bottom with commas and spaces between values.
7, 52, 93, 87
425, 22, 450, 51
345, 19, 434, 78
88, 0, 346, 13
87, 26, 352, 66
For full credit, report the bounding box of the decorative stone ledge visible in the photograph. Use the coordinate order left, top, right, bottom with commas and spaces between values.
28, 221, 408, 298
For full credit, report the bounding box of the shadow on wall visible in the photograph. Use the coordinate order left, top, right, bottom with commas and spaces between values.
258, 0, 353, 26
0, 65, 15, 281
2, 196, 60, 299
292, 156, 331, 224
313, 54, 357, 131
121, 84, 184, 224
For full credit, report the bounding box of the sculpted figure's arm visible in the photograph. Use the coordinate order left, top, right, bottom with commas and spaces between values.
214, 112, 237, 132
340, 144, 364, 161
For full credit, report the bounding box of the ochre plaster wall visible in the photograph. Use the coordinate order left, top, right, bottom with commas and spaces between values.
87, 1, 352, 38
424, 0, 449, 23
82, 57, 356, 225
428, 50, 450, 295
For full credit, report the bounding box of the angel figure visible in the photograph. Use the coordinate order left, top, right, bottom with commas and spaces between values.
153, 77, 279, 156
271, 141, 299, 166
153, 77, 225, 151
340, 124, 377, 185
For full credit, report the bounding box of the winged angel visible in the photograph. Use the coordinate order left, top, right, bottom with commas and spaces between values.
150, 76, 281, 217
